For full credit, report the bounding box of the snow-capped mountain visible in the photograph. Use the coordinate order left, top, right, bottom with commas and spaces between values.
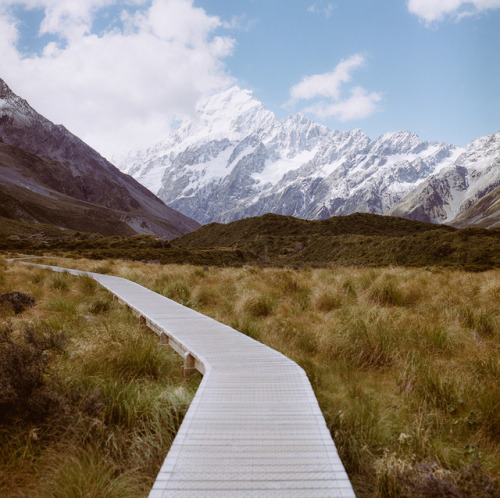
389, 132, 500, 224
119, 86, 497, 226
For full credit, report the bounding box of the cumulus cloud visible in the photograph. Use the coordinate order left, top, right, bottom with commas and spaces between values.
288, 54, 382, 122
289, 54, 365, 104
4, 0, 124, 40
0, 0, 234, 158
407, 0, 500, 23
304, 87, 382, 121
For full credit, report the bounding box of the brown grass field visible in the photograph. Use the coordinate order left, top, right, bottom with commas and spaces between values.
2, 256, 499, 497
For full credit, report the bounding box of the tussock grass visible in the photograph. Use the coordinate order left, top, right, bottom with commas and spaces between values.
31, 443, 145, 498
42, 257, 500, 497
0, 260, 199, 497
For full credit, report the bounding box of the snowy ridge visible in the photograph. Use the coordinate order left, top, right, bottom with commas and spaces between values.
118, 86, 498, 226
389, 131, 500, 224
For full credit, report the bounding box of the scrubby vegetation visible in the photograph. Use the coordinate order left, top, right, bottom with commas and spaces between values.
1, 212, 499, 270
35, 257, 500, 497
0, 227, 246, 267
173, 213, 500, 271
0, 259, 199, 497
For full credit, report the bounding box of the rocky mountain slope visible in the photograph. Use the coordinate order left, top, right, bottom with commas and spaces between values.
0, 142, 166, 236
389, 132, 500, 226
448, 184, 500, 229
120, 86, 499, 226
0, 78, 199, 237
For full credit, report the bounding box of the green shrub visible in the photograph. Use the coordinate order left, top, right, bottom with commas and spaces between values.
232, 318, 261, 340
41, 444, 141, 498
78, 275, 98, 295
47, 296, 78, 317
162, 280, 191, 304
49, 273, 70, 291
460, 308, 497, 337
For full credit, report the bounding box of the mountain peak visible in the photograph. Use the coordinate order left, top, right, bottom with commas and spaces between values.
196, 86, 262, 115
378, 130, 421, 144
0, 80, 8, 98
0, 78, 24, 112
0, 79, 31, 114
173, 86, 277, 144
283, 112, 316, 128
0, 78, 14, 100
118, 85, 498, 229
119, 85, 471, 225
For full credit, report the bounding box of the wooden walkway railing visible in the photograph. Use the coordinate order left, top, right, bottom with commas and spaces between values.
21, 263, 355, 497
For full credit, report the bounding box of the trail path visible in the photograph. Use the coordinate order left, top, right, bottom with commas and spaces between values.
23, 263, 354, 497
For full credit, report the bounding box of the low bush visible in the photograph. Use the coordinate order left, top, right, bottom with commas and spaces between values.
88, 297, 111, 314
240, 292, 275, 318
0, 325, 66, 424
161, 280, 191, 304
48, 272, 70, 291
314, 291, 343, 312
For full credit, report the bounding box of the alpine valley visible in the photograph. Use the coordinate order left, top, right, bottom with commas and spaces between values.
0, 78, 199, 238
119, 86, 500, 228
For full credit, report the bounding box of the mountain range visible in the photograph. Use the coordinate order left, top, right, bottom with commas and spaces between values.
119, 86, 500, 228
0, 78, 199, 237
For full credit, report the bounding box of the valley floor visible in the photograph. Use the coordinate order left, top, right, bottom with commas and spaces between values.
11, 257, 498, 497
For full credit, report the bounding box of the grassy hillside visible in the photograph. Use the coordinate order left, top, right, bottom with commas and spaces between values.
176, 212, 453, 247
0, 227, 248, 267
33, 258, 500, 497
0, 259, 199, 497
0, 216, 77, 238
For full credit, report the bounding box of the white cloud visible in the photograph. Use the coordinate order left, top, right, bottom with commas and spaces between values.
289, 54, 365, 104
0, 0, 234, 159
288, 54, 381, 122
3, 0, 122, 39
304, 87, 382, 121
307, 2, 335, 19
407, 0, 500, 23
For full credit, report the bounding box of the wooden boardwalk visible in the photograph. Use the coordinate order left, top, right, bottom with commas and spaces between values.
25, 263, 355, 497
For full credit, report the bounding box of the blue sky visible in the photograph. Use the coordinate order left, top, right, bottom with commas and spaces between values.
1, 0, 499, 158
200, 0, 500, 146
